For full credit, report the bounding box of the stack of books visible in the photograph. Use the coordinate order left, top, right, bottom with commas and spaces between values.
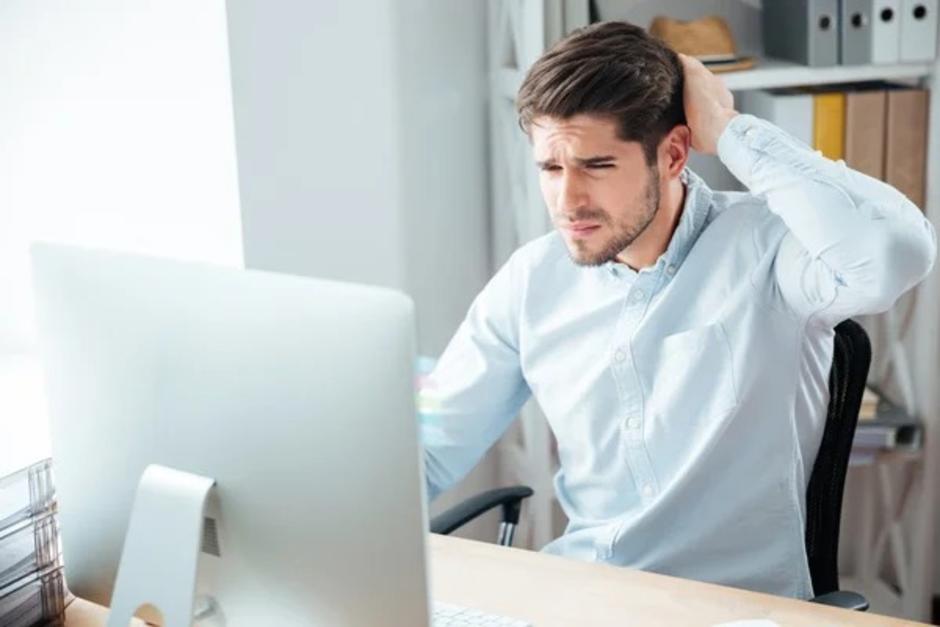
0, 459, 67, 626
854, 386, 923, 451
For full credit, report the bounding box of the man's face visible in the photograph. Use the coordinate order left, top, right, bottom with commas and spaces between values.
531, 114, 660, 266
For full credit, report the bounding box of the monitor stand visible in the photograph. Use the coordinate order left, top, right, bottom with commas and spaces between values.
106, 464, 219, 627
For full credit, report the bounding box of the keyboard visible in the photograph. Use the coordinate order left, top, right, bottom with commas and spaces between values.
432, 601, 532, 626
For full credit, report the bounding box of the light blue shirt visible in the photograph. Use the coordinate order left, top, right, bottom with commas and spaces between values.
419, 114, 936, 598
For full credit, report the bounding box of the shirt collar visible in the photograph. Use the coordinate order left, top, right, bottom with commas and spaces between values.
601, 167, 713, 279
664, 167, 713, 271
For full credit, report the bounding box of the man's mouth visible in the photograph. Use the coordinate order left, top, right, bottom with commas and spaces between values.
564, 222, 601, 239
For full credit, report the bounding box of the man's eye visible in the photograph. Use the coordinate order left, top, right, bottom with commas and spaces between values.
588, 164, 614, 169
540, 164, 561, 172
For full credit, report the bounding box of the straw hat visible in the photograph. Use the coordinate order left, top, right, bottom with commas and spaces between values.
649, 15, 756, 73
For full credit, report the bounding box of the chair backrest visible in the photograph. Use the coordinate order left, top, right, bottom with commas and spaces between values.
804, 319, 871, 596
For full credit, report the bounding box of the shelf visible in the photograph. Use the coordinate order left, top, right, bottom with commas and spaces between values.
497, 59, 933, 97
720, 57, 933, 91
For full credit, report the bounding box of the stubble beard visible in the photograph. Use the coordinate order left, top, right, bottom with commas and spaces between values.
566, 166, 661, 267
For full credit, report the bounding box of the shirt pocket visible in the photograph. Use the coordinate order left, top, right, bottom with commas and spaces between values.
643, 322, 739, 424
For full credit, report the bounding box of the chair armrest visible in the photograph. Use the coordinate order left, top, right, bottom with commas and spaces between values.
809, 590, 869, 611
430, 486, 533, 535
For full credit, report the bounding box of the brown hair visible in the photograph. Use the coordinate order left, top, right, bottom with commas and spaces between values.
516, 21, 685, 165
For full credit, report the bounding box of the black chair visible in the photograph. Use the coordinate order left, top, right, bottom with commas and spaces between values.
430, 319, 871, 611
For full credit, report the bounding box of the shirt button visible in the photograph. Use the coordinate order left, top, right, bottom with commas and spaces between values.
666, 264, 677, 276
642, 485, 654, 497
614, 349, 626, 363
627, 418, 640, 429
631, 289, 645, 303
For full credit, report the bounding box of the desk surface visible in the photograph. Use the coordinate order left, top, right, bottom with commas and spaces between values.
65, 534, 926, 626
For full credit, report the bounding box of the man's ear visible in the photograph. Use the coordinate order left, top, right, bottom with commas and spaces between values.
659, 124, 691, 178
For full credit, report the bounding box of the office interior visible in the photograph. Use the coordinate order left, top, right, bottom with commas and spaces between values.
2, 1, 940, 625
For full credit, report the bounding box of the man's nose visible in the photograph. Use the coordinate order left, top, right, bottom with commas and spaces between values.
558, 172, 588, 217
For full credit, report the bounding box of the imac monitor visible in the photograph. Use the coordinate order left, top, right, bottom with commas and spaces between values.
31, 243, 431, 625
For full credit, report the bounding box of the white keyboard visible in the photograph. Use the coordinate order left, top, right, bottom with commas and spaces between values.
432, 601, 532, 626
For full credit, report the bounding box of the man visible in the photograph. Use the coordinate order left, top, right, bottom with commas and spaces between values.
419, 22, 936, 598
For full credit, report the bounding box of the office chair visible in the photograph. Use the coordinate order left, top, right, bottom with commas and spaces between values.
430, 319, 871, 611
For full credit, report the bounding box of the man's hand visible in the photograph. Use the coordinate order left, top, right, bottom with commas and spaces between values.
679, 53, 738, 155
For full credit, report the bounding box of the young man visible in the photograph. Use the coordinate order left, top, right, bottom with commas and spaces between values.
419, 22, 936, 598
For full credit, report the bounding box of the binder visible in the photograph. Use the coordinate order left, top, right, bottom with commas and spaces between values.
900, 0, 939, 61
763, 0, 840, 66
872, 0, 902, 63
843, 0, 904, 63
844, 87, 888, 179
737, 89, 814, 148
813, 91, 846, 161
885, 87, 929, 209
842, 0, 876, 64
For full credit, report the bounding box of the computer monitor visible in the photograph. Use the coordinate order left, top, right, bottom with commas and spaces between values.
30, 243, 431, 625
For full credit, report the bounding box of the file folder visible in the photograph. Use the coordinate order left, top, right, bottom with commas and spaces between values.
900, 0, 938, 61
845, 87, 888, 179
737, 89, 814, 149
842, 0, 876, 64
885, 87, 929, 209
813, 91, 846, 161
872, 0, 902, 63
763, 0, 840, 66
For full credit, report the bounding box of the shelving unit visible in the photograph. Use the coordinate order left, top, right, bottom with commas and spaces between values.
486, 1, 940, 621
719, 58, 932, 91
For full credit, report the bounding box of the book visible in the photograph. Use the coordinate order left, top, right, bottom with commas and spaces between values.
858, 386, 881, 422
853, 394, 922, 450
885, 87, 929, 210
813, 91, 846, 161
844, 87, 888, 180
737, 88, 814, 149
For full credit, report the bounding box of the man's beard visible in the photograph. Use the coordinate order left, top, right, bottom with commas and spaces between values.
564, 165, 661, 267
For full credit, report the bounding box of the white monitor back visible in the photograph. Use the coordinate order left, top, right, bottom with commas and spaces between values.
31, 243, 430, 626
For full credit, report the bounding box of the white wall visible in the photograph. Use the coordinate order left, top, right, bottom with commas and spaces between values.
225, 1, 407, 291
0, 1, 244, 355
1, 0, 497, 539
0, 0, 244, 474
225, 0, 498, 537
226, 0, 491, 357
395, 2, 493, 354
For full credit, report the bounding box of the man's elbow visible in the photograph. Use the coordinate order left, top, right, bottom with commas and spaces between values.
858, 216, 936, 311
886, 212, 937, 289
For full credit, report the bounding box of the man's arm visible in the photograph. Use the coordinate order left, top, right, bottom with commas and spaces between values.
680, 54, 936, 325
420, 253, 531, 501
717, 113, 936, 324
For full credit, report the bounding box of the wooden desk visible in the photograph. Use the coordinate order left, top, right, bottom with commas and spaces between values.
65, 534, 927, 626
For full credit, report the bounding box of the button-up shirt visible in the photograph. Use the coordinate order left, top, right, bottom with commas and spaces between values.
419, 113, 936, 598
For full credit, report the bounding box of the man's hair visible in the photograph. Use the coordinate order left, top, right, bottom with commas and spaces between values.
516, 21, 685, 165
